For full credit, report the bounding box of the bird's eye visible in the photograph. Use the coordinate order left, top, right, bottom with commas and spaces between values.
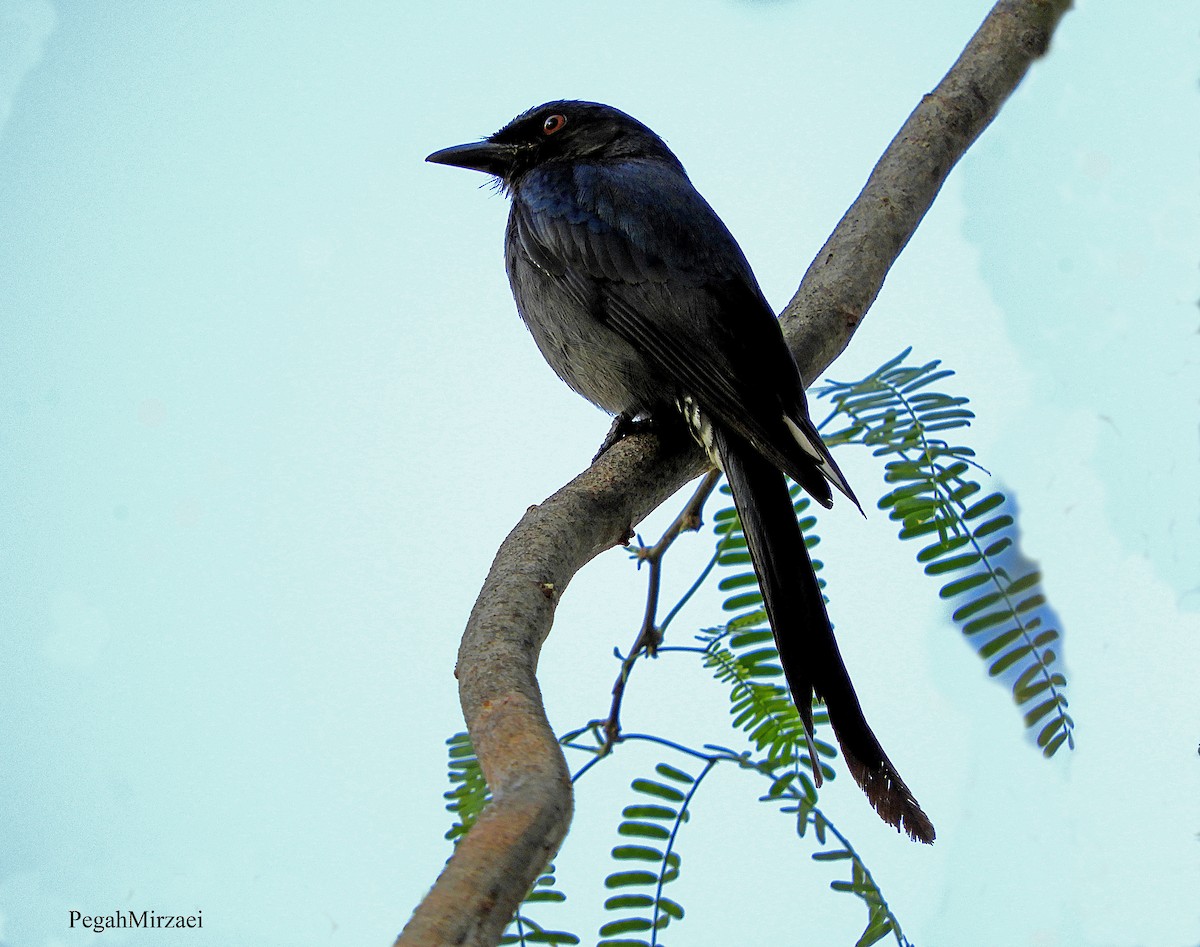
542, 114, 567, 136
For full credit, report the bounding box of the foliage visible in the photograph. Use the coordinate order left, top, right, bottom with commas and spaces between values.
818, 350, 1074, 755
443, 730, 489, 842
700, 623, 913, 945
441, 349, 1072, 945
597, 762, 701, 947
444, 733, 578, 946
502, 868, 580, 947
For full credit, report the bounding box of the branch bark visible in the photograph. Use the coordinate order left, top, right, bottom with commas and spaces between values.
396, 2, 1071, 944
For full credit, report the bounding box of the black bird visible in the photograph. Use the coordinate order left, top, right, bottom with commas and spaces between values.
427, 101, 934, 844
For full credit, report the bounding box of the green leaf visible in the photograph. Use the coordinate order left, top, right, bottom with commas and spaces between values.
950, 588, 1008, 624
1023, 697, 1062, 727
1015, 593, 1047, 613
604, 870, 659, 889
598, 918, 653, 936
654, 763, 695, 784
611, 845, 664, 863
924, 551, 982, 575
524, 932, 580, 945
962, 609, 1013, 635
1043, 730, 1071, 757
604, 895, 654, 911
1005, 571, 1041, 595
621, 805, 676, 821
898, 516, 956, 540
618, 822, 671, 841
630, 779, 685, 803
941, 571, 994, 599
657, 897, 685, 920
723, 591, 764, 611
918, 534, 971, 561
983, 537, 1013, 557
971, 514, 1013, 538
977, 628, 1022, 658
729, 629, 774, 648
1037, 715, 1068, 747
525, 891, 566, 903
856, 918, 894, 947
989, 645, 1034, 676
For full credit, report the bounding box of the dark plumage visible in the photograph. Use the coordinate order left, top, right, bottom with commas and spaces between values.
428, 101, 934, 843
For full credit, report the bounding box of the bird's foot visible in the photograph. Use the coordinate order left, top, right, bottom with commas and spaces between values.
593, 412, 655, 463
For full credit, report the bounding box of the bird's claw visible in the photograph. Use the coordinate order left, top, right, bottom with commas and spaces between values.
593, 413, 655, 463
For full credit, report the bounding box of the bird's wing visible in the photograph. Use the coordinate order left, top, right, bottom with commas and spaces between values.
513, 160, 853, 505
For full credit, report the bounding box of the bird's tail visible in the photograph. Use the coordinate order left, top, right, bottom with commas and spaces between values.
715, 427, 935, 844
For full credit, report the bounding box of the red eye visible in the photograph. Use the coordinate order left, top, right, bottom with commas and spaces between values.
542, 114, 567, 136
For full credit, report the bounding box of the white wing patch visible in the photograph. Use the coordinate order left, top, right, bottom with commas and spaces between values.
784, 415, 854, 501
676, 396, 720, 468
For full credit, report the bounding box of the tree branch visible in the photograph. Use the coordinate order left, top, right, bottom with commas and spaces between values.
395, 2, 1071, 944
782, 0, 1069, 375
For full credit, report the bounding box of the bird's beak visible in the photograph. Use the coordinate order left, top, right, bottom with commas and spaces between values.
425, 139, 518, 176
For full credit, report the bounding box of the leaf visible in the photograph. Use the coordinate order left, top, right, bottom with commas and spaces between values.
723, 591, 763, 611
611, 845, 665, 863
525, 890, 566, 903
604, 895, 654, 911
1043, 730, 1072, 757
629, 779, 685, 803
923, 551, 983, 575
856, 918, 895, 947
655, 763, 696, 784
729, 629, 774, 648
1023, 697, 1062, 727
604, 870, 659, 889
524, 932, 580, 945
941, 572, 994, 599
598, 918, 652, 936
618, 822, 671, 841
962, 493, 1005, 519
971, 514, 1013, 538
951, 589, 1003, 619
817, 349, 1073, 757
977, 627, 1023, 658
657, 897, 685, 920
989, 645, 1034, 675
622, 805, 676, 821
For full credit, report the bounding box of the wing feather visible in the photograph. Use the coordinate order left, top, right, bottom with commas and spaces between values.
513, 160, 853, 505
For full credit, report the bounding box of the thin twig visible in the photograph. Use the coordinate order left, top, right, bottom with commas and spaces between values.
601, 470, 722, 749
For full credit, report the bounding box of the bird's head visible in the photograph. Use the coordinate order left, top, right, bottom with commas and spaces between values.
426, 100, 681, 186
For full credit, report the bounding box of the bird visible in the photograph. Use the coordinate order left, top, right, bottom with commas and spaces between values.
427, 101, 934, 844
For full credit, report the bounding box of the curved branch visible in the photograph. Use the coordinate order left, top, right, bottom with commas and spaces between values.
395, 2, 1071, 944
782, 0, 1069, 375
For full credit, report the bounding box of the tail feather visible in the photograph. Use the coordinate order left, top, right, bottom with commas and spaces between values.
715, 426, 935, 845
783, 414, 862, 514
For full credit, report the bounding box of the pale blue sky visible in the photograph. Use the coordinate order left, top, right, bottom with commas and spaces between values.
1, 2, 1197, 945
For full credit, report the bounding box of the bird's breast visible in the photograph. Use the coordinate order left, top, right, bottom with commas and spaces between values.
504, 214, 670, 416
